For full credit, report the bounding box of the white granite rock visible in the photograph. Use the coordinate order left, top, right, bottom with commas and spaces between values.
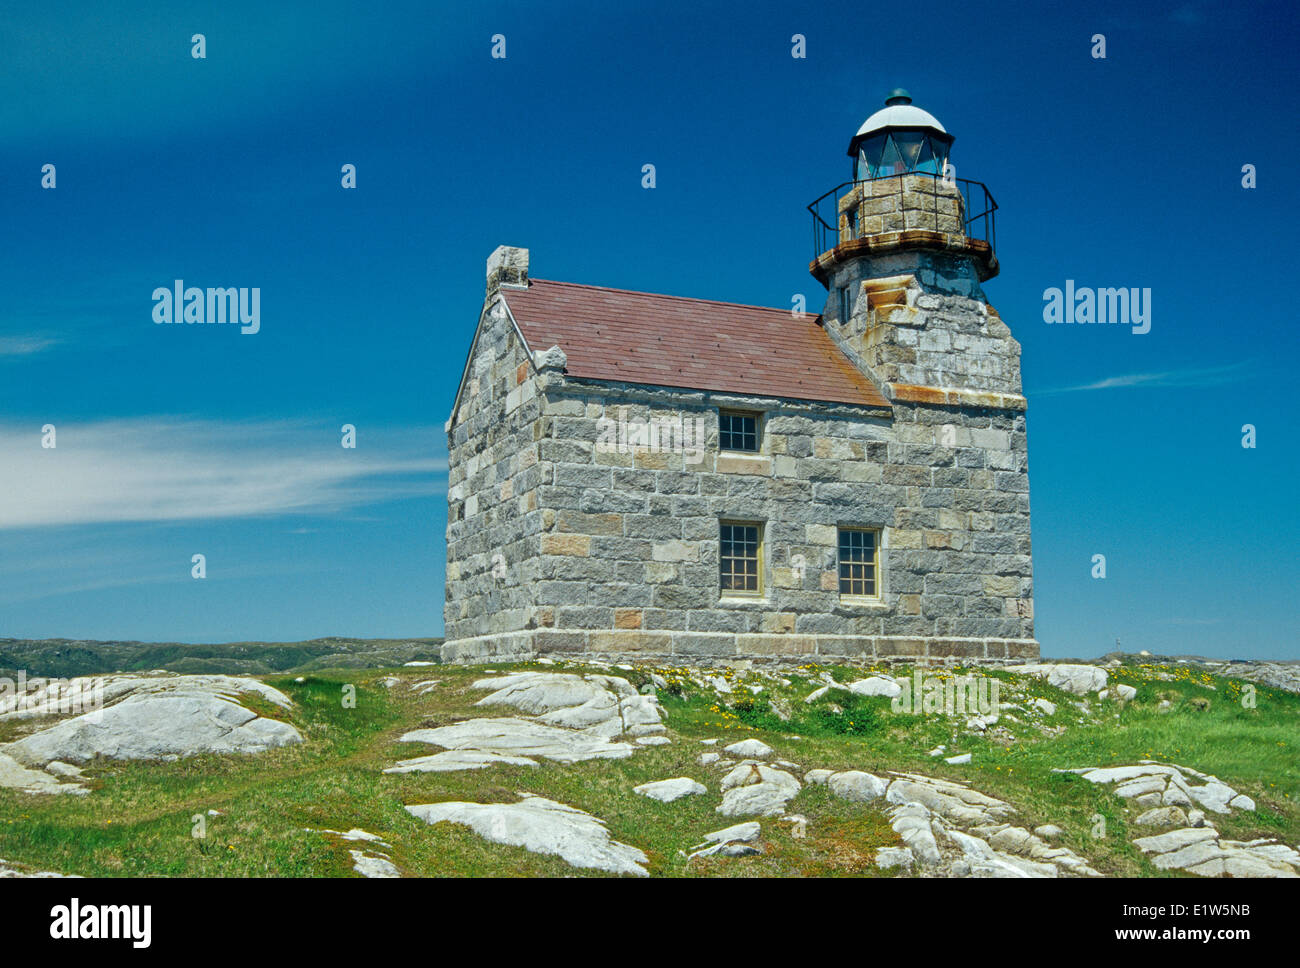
0, 752, 86, 795
692, 842, 760, 858
890, 802, 942, 866
394, 717, 634, 766
847, 676, 902, 699
470, 672, 665, 740
1, 675, 302, 768
1131, 823, 1298, 876
704, 821, 761, 844
827, 770, 887, 802
634, 777, 707, 802
1133, 827, 1220, 854
1134, 806, 1188, 828
876, 846, 914, 869
0, 858, 79, 878
384, 749, 539, 773
350, 851, 400, 878
1062, 761, 1257, 819
1006, 664, 1108, 696
338, 829, 386, 844
407, 796, 648, 876
716, 764, 801, 817
723, 739, 773, 759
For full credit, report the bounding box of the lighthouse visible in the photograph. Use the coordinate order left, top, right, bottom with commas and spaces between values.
807, 89, 1022, 403
443, 89, 1038, 667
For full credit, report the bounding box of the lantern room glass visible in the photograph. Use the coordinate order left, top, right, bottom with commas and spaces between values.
854, 132, 951, 180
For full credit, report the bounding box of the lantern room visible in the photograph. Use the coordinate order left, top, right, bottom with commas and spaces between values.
848, 89, 954, 180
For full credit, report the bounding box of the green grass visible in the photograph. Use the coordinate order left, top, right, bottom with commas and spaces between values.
1, 660, 1296, 877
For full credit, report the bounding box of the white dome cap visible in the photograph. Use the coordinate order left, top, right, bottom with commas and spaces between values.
854, 89, 948, 137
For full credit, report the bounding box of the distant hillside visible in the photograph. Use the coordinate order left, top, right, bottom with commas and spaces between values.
0, 637, 443, 679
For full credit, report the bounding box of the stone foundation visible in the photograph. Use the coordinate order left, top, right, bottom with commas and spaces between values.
441, 628, 1039, 667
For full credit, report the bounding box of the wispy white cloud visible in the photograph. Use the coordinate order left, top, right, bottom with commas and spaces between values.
1039, 363, 1247, 396
0, 336, 58, 357
0, 417, 446, 529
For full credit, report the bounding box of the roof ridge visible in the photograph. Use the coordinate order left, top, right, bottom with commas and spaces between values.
524, 277, 820, 317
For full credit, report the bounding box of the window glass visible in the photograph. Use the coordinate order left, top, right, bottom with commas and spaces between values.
720, 522, 761, 594
877, 136, 905, 176
914, 138, 937, 174
892, 131, 925, 170
859, 135, 887, 178
929, 137, 951, 175
838, 528, 879, 597
719, 411, 760, 452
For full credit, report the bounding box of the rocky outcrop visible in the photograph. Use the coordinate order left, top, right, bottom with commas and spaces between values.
1005, 664, 1108, 696
634, 777, 707, 802
804, 766, 1100, 876
0, 858, 79, 878
689, 821, 763, 859
1057, 762, 1256, 813
406, 796, 649, 876
1058, 760, 1297, 876
472, 672, 665, 737
391, 671, 669, 875
1133, 828, 1299, 877
716, 762, 802, 817
385, 671, 667, 774
0, 674, 302, 795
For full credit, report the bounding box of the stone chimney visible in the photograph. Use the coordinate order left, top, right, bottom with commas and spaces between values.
486, 245, 529, 295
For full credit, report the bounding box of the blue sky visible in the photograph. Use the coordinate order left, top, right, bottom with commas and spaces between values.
1, 0, 1296, 658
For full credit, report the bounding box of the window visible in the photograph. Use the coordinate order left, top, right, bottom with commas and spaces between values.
719, 410, 760, 452
838, 527, 880, 599
856, 135, 886, 179
720, 521, 762, 596
854, 132, 951, 179
838, 285, 853, 322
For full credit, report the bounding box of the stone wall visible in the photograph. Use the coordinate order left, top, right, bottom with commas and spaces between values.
444, 295, 545, 647
838, 173, 965, 240
823, 253, 1024, 399
444, 363, 1037, 665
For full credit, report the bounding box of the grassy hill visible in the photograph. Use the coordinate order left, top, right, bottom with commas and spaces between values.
1, 656, 1295, 877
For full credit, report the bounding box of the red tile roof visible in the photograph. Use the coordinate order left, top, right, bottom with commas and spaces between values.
501, 279, 890, 409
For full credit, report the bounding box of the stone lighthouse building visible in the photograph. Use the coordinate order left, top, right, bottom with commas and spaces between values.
443, 90, 1037, 666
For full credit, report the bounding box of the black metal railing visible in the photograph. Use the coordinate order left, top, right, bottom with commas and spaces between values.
807, 172, 997, 260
